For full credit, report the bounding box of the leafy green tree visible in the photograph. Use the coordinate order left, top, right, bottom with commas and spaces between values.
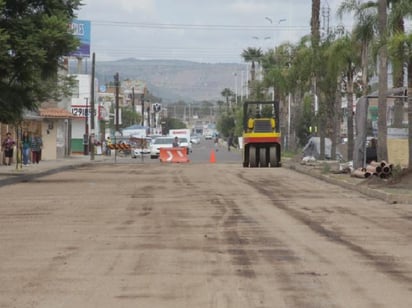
161, 117, 187, 134
198, 100, 215, 118
216, 112, 235, 138
120, 107, 141, 129
295, 94, 317, 146
0, 0, 82, 123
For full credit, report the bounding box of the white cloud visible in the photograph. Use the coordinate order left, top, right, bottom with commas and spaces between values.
229, 0, 271, 14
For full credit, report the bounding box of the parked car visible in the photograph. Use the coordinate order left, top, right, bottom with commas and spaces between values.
130, 137, 151, 158
190, 134, 201, 144
150, 136, 175, 159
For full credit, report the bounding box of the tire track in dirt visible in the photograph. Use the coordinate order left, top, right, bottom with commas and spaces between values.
240, 174, 412, 286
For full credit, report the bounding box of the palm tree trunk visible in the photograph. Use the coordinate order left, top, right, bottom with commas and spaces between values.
311, 0, 323, 159
377, 0, 388, 161
408, 61, 412, 168
331, 76, 342, 161
347, 70, 354, 162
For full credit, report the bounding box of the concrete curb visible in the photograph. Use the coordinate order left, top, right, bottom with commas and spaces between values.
0, 162, 93, 187
286, 163, 412, 205
0, 156, 112, 187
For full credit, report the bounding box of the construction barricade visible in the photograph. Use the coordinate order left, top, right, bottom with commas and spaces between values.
159, 147, 189, 163
108, 143, 131, 151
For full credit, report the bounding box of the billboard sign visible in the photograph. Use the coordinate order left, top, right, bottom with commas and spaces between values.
69, 19, 91, 58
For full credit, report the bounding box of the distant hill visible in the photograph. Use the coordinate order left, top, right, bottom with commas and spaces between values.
74, 58, 246, 103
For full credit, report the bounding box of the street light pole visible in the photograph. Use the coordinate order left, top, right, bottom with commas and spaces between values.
114, 72, 120, 133
90, 52, 95, 160
141, 92, 145, 126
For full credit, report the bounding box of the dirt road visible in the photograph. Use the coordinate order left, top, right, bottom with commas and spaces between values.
0, 163, 411, 308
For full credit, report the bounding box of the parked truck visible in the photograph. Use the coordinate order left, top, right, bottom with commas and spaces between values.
242, 101, 281, 167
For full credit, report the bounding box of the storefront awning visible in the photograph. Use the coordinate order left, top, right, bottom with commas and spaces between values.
39, 108, 74, 119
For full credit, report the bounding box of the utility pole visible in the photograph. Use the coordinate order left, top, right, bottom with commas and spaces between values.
146, 106, 150, 132
90, 52, 96, 160
114, 72, 120, 133
141, 93, 145, 126
131, 87, 135, 124
83, 97, 89, 155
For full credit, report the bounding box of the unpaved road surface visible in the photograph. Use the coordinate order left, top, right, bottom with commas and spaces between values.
1, 162, 411, 308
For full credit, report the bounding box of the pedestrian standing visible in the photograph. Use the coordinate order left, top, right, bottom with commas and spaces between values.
105, 136, 112, 156
22, 131, 31, 165
227, 134, 234, 151
2, 132, 15, 166
214, 135, 219, 151
31, 133, 43, 164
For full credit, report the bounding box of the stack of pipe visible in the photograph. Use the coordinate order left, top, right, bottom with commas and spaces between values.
351, 160, 393, 179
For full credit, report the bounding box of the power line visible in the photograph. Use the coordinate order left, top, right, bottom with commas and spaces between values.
90, 19, 310, 32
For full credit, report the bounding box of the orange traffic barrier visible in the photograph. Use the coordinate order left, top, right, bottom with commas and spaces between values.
159, 147, 189, 163
209, 149, 216, 163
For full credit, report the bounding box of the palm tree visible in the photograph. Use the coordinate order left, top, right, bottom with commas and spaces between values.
241, 47, 263, 99
326, 33, 361, 163
287, 37, 316, 147
389, 32, 412, 168
338, 1, 377, 98
387, 0, 412, 168
261, 45, 290, 101
409, 50, 412, 169
388, 0, 412, 127
338, 0, 378, 165
221, 88, 234, 112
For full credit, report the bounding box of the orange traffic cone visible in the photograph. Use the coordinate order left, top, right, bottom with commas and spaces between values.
209, 149, 216, 163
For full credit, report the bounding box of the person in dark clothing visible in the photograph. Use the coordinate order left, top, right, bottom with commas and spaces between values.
172, 136, 179, 147
31, 133, 43, 164
227, 134, 235, 151
2, 132, 15, 166
22, 131, 31, 165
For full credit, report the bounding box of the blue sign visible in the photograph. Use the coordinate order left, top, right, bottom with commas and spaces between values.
99, 85, 107, 92
69, 19, 91, 58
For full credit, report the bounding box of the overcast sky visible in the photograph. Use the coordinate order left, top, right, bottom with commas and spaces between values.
77, 0, 354, 64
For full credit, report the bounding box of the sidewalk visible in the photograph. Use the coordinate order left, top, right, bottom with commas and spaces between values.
0, 155, 109, 187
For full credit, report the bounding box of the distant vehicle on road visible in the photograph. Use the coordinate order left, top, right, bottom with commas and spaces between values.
130, 137, 151, 158
178, 137, 191, 154
150, 136, 175, 159
190, 135, 201, 144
